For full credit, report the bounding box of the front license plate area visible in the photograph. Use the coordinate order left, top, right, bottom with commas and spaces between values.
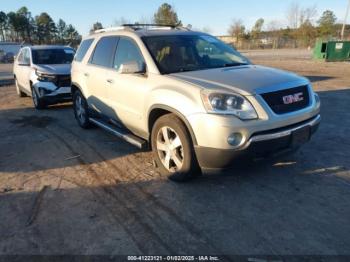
291, 126, 311, 147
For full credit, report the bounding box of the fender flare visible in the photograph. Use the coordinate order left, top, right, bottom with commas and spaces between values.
148, 104, 198, 146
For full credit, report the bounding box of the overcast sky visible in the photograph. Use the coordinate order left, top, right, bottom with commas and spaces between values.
1, 0, 348, 36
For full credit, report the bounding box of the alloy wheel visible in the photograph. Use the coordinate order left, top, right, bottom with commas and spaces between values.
156, 126, 184, 172
75, 95, 86, 124
32, 89, 38, 106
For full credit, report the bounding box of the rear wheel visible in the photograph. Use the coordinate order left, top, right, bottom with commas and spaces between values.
31, 87, 46, 110
15, 79, 26, 97
73, 90, 90, 128
151, 114, 200, 182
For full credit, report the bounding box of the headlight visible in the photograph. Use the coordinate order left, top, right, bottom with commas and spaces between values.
35, 70, 57, 82
314, 92, 321, 109
201, 90, 258, 120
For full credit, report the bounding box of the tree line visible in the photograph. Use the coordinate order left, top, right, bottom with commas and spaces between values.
227, 4, 348, 48
1, 3, 348, 49
0, 7, 81, 46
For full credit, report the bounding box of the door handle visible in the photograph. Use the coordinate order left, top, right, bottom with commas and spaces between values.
84, 73, 89, 77
106, 79, 114, 84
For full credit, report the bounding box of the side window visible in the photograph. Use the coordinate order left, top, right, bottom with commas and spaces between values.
113, 38, 145, 70
23, 49, 31, 64
17, 50, 24, 63
90, 36, 119, 67
75, 39, 94, 62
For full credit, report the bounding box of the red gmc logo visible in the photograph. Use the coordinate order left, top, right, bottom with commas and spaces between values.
282, 92, 304, 105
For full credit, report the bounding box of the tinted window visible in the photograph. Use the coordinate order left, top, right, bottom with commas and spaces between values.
75, 39, 94, 62
32, 48, 75, 65
113, 38, 144, 70
90, 36, 119, 67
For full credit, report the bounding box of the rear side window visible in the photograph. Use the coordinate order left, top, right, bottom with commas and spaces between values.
90, 36, 119, 67
23, 49, 31, 64
74, 39, 94, 62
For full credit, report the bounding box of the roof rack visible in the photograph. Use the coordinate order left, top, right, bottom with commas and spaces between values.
94, 26, 127, 34
94, 24, 191, 34
123, 24, 191, 31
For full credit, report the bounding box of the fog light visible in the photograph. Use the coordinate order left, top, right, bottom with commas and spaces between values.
227, 133, 243, 147
39, 88, 51, 96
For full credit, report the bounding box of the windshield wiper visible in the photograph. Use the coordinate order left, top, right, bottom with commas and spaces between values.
222, 62, 247, 67
178, 68, 197, 72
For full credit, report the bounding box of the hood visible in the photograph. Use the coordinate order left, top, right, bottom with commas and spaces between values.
33, 64, 71, 75
169, 65, 309, 95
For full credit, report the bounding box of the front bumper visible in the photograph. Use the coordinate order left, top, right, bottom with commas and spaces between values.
195, 114, 321, 169
33, 81, 72, 104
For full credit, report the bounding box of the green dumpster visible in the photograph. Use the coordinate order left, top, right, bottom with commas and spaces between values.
313, 40, 350, 62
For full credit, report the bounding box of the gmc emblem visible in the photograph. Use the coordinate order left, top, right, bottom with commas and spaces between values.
282, 92, 304, 105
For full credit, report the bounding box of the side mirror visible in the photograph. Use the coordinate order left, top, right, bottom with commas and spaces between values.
119, 61, 146, 74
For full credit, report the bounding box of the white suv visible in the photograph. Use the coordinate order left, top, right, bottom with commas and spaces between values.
13, 45, 75, 109
71, 25, 320, 181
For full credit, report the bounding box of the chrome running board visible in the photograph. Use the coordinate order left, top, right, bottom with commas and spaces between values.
89, 118, 147, 149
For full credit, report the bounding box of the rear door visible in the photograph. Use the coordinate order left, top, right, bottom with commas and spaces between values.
14, 49, 25, 85
20, 48, 32, 93
84, 36, 119, 116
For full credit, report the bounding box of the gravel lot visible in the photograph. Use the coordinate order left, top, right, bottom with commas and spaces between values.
0, 49, 350, 257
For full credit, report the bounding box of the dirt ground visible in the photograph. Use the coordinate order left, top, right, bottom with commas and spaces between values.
0, 49, 350, 256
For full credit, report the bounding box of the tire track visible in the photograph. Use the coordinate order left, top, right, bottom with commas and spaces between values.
44, 127, 175, 254
50, 123, 230, 255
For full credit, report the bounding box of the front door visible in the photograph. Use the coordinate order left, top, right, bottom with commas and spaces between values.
105, 37, 148, 133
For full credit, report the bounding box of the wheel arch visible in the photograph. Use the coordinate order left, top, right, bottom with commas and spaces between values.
148, 104, 198, 146
71, 82, 85, 97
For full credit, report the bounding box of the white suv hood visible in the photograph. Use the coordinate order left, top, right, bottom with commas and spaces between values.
33, 64, 71, 75
169, 65, 309, 95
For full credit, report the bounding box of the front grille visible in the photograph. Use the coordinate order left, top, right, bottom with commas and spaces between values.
261, 85, 310, 114
55, 75, 71, 87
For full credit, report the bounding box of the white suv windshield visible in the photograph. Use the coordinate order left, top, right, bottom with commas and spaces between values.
32, 48, 75, 65
142, 34, 250, 74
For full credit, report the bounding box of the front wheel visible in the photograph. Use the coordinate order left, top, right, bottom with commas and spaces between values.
31, 87, 46, 110
73, 90, 90, 129
151, 114, 200, 182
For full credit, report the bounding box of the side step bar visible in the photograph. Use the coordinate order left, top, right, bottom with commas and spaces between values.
89, 118, 147, 149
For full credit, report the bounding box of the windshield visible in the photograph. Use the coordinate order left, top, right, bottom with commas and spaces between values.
32, 48, 75, 65
142, 34, 250, 74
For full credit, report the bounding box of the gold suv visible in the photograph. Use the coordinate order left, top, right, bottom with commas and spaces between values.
71, 24, 321, 181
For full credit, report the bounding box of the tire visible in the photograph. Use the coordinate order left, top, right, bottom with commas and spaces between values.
73, 90, 90, 129
31, 87, 46, 110
151, 114, 200, 182
15, 79, 26, 97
